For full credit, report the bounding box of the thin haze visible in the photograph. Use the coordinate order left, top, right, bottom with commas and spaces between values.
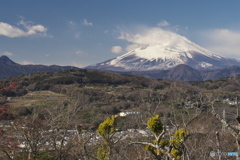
1, 0, 240, 67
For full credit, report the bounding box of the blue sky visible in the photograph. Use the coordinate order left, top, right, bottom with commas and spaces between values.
1, 0, 240, 67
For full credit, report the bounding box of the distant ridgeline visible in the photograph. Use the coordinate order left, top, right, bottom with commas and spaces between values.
1, 55, 240, 81
0, 56, 78, 79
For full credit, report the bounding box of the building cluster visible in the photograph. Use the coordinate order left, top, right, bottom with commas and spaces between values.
119, 111, 140, 117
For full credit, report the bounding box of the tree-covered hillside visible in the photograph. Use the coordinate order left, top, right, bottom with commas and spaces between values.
0, 69, 240, 159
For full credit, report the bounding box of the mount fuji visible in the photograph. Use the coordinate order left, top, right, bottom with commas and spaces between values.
87, 29, 240, 71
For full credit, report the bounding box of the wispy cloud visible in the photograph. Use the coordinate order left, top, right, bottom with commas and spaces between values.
75, 50, 88, 56
118, 27, 188, 52
68, 21, 76, 27
111, 46, 123, 54
74, 32, 81, 39
0, 19, 49, 38
157, 20, 186, 33
173, 25, 180, 32
1, 51, 13, 56
82, 19, 93, 26
72, 61, 84, 68
104, 30, 109, 34
68, 20, 82, 39
119, 27, 179, 45
202, 29, 240, 58
20, 60, 35, 65
157, 20, 170, 27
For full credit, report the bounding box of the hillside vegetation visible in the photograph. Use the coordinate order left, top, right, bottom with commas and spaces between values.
0, 69, 240, 159
1, 68, 240, 126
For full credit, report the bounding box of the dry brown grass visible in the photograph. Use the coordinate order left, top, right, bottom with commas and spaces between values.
8, 91, 68, 108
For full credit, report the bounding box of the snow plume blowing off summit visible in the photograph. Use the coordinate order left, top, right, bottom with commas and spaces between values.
87, 28, 240, 71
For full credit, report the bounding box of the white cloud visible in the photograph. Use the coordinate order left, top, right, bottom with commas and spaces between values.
157, 20, 170, 27
118, 27, 194, 53
118, 26, 240, 59
111, 46, 123, 54
104, 30, 109, 34
72, 61, 84, 68
173, 25, 180, 32
0, 20, 48, 38
75, 50, 88, 56
1, 52, 13, 56
68, 20, 82, 38
203, 29, 240, 58
20, 60, 35, 65
69, 21, 76, 26
0, 22, 26, 38
119, 27, 180, 46
82, 19, 93, 26
125, 44, 141, 52
74, 32, 81, 39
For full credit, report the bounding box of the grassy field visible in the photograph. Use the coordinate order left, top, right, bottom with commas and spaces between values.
8, 91, 68, 108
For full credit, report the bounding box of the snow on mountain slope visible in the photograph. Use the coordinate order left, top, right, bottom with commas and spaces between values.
87, 28, 240, 71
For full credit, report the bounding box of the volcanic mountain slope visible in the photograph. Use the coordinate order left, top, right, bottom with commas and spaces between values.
0, 56, 78, 79
123, 64, 240, 81
87, 29, 240, 71
117, 64, 203, 81
164, 64, 203, 81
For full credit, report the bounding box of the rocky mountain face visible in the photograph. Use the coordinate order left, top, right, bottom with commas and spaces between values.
0, 56, 78, 79
87, 29, 240, 71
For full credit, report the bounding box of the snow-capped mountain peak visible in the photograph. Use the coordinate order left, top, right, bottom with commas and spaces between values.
87, 29, 240, 71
